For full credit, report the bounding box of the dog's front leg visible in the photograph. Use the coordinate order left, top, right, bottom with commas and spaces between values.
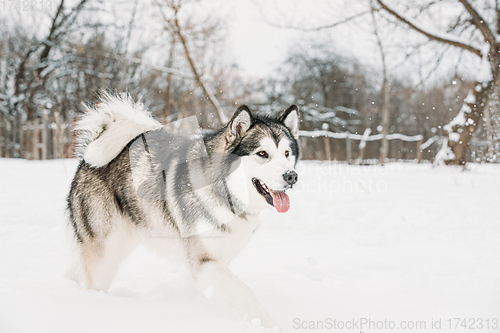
193, 260, 279, 329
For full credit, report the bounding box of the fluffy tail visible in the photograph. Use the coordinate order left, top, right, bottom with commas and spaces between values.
75, 93, 162, 167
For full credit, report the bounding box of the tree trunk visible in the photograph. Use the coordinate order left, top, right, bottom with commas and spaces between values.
0, 113, 4, 157
163, 37, 176, 124
173, 16, 225, 125
483, 98, 494, 161
376, 0, 500, 165
33, 119, 39, 160
12, 113, 18, 158
24, 120, 33, 160
5, 116, 11, 158
444, 81, 494, 165
371, 2, 390, 166
42, 111, 48, 160
53, 110, 61, 159
379, 75, 390, 165
18, 113, 24, 158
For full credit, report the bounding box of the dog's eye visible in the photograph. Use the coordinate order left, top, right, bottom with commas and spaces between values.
285, 150, 290, 158
257, 150, 268, 158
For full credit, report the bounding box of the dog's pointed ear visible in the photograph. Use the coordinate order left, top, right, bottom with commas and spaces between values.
227, 105, 252, 143
279, 105, 299, 138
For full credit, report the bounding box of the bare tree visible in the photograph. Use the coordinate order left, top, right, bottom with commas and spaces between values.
155, 0, 227, 124
256, 0, 396, 164
370, 1, 390, 165
376, 0, 499, 165
2, 0, 90, 159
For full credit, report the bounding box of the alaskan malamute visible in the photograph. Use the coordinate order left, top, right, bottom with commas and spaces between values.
67, 94, 299, 328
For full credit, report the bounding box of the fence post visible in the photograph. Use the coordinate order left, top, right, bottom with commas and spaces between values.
417, 138, 423, 163
321, 124, 332, 161
67, 112, 78, 158
323, 135, 332, 161
25, 120, 33, 160
19, 114, 24, 158
346, 135, 352, 163
5, 116, 11, 158
358, 128, 372, 162
358, 146, 365, 161
53, 110, 60, 159
42, 111, 48, 160
13, 112, 18, 157
33, 119, 39, 160
0, 113, 4, 158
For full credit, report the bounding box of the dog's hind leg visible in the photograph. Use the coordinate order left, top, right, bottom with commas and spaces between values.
80, 224, 137, 292
69, 184, 138, 291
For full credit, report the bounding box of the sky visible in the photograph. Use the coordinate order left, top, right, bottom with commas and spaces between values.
219, 0, 482, 86
223, 0, 294, 78
0, 0, 336, 78
222, 0, 377, 78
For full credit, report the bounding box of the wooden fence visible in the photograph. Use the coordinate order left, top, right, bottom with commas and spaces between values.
298, 130, 437, 162
0, 111, 76, 160
0, 118, 437, 162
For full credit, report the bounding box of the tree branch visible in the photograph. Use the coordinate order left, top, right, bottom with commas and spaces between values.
118, 54, 194, 80
38, 0, 89, 76
38, 0, 65, 70
496, 0, 500, 35
156, 0, 226, 124
262, 10, 372, 32
376, 0, 482, 57
458, 0, 497, 49
173, 17, 225, 123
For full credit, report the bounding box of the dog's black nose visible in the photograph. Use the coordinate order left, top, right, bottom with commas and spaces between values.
283, 170, 298, 186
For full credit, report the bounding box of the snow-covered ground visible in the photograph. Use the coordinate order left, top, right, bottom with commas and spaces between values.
1, 159, 499, 332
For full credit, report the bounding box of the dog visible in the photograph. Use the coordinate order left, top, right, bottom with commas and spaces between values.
67, 94, 299, 328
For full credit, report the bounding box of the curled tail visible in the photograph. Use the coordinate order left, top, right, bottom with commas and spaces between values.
75, 92, 162, 167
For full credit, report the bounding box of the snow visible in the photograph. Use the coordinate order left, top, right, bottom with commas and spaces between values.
443, 103, 469, 134
1, 158, 500, 332
464, 90, 476, 104
433, 138, 456, 165
358, 128, 372, 149
478, 43, 493, 85
204, 285, 215, 299
420, 135, 444, 150
443, 84, 480, 152
449, 132, 460, 142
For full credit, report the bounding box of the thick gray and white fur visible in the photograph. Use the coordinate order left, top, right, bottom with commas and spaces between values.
67, 93, 299, 328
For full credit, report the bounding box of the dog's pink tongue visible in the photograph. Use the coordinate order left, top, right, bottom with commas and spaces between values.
269, 189, 290, 213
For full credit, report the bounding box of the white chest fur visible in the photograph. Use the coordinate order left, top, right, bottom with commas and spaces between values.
196, 214, 262, 264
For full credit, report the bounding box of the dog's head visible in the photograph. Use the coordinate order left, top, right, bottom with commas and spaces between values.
225, 105, 300, 214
